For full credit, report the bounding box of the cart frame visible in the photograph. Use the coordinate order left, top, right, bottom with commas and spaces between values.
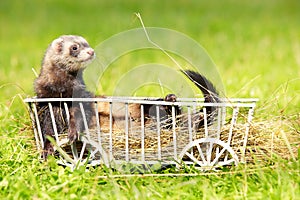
24, 97, 258, 170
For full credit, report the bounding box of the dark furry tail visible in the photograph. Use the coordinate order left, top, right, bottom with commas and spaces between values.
182, 70, 219, 103
182, 70, 220, 126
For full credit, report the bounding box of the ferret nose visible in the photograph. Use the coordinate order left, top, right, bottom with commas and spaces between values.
87, 49, 95, 56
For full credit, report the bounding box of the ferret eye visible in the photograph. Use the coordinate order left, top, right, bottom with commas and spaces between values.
72, 46, 78, 51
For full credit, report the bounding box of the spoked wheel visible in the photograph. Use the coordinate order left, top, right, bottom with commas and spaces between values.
177, 138, 239, 170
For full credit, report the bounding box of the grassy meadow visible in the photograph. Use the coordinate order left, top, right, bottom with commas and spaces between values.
0, 0, 299, 199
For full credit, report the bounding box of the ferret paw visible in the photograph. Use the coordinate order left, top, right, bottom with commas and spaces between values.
43, 143, 54, 160
68, 129, 78, 144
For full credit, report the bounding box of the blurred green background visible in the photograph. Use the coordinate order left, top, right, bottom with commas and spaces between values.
0, 0, 299, 111
0, 1, 299, 199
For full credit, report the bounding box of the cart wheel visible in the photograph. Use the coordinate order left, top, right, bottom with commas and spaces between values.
178, 138, 239, 170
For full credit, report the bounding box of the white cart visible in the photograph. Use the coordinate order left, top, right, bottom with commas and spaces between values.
24, 97, 258, 171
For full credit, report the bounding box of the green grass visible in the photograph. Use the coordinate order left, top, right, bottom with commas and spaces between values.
0, 0, 299, 199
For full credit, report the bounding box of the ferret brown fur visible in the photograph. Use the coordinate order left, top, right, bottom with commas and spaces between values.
96, 94, 181, 131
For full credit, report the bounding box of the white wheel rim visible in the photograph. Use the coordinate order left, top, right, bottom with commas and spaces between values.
178, 138, 239, 169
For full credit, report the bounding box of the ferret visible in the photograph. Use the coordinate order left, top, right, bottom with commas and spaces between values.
34, 35, 95, 159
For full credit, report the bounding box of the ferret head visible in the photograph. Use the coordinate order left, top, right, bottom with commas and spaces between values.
44, 35, 95, 72
164, 94, 177, 102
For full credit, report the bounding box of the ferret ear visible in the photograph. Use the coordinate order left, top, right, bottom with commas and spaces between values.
51, 38, 64, 53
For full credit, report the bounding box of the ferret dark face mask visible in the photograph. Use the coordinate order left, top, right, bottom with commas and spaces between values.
48, 35, 95, 71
